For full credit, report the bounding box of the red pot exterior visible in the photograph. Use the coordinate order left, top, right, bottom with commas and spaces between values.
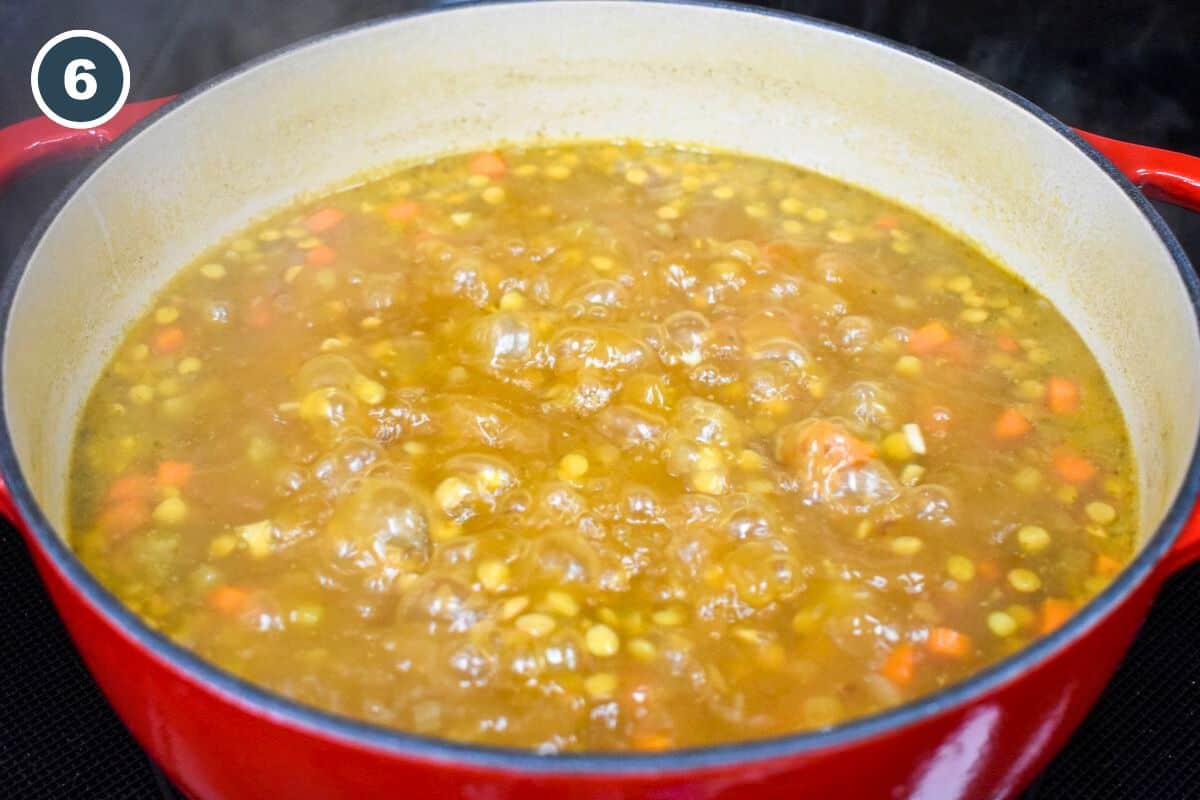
19, 518, 1155, 800
4, 11, 1200, 800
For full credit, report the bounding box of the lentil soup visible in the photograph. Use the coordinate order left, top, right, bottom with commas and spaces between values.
69, 142, 1135, 751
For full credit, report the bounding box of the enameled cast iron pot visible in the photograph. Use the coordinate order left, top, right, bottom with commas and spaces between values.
2, 3, 1200, 798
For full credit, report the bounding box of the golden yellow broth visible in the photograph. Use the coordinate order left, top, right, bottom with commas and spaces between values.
70, 142, 1135, 751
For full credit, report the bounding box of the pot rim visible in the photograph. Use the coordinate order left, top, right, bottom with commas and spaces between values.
2, 0, 1198, 776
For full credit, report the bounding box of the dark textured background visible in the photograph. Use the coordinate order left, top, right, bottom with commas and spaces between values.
1, 1, 1198, 798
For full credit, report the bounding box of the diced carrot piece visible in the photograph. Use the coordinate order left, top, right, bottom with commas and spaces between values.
927, 627, 972, 658
996, 335, 1020, 354
631, 732, 673, 751
1095, 554, 1123, 577
1046, 377, 1080, 414
206, 585, 250, 615
152, 326, 185, 355
156, 460, 193, 488
873, 215, 898, 230
97, 500, 149, 538
385, 201, 420, 221
246, 298, 273, 329
468, 151, 507, 178
1040, 598, 1076, 634
941, 338, 972, 365
881, 643, 915, 686
975, 560, 1001, 582
306, 245, 337, 266
776, 419, 876, 473
106, 474, 154, 504
907, 321, 952, 355
1053, 450, 1097, 483
993, 408, 1032, 439
303, 207, 345, 234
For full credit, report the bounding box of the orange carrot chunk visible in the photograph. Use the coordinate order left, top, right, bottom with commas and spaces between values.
306, 244, 337, 266
927, 627, 972, 658
468, 151, 507, 178
1094, 554, 1123, 577
881, 643, 915, 686
385, 200, 420, 221
996, 335, 1020, 354
975, 560, 1001, 582
993, 408, 1032, 439
907, 321, 952, 355
156, 460, 193, 488
152, 326, 185, 355
631, 732, 674, 751
1040, 598, 1076, 634
1046, 377, 1080, 414
776, 418, 876, 473
303, 207, 345, 234
246, 298, 273, 329
107, 474, 154, 504
206, 585, 250, 615
873, 215, 898, 230
98, 500, 149, 538
1053, 450, 1097, 483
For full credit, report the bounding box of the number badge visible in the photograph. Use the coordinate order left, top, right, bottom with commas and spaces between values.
31, 30, 130, 129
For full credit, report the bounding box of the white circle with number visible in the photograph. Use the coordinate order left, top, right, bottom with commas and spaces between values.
31, 30, 130, 130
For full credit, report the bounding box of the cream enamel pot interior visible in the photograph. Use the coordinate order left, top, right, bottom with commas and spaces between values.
2, 3, 1199, 799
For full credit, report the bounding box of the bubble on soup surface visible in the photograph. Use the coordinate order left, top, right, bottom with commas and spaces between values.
402, 574, 484, 633
294, 354, 362, 393
550, 326, 655, 375
776, 418, 900, 514
528, 529, 602, 587
659, 310, 711, 367
747, 337, 815, 377
362, 272, 405, 311
298, 387, 367, 438
725, 539, 804, 608
617, 484, 666, 526
438, 453, 519, 520
594, 404, 669, 451
889, 484, 958, 528
440, 258, 491, 307
719, 494, 784, 541
470, 312, 537, 372
833, 315, 876, 354
673, 396, 744, 449
311, 435, 386, 494
668, 526, 721, 580
327, 477, 433, 575
745, 361, 798, 406
564, 279, 627, 320
830, 381, 896, 434
559, 368, 617, 416
437, 395, 549, 455
531, 481, 588, 527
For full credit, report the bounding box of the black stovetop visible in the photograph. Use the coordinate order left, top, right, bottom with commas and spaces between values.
2, 2, 1199, 798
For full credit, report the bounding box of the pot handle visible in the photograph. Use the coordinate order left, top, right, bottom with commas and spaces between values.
0, 474, 20, 530
1160, 503, 1200, 576
1075, 129, 1200, 213
1075, 129, 1200, 574
0, 96, 174, 186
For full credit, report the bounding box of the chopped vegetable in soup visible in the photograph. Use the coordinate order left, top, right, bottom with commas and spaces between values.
69, 142, 1136, 751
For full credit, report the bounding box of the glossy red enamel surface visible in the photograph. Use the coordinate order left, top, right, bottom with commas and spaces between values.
1076, 128, 1200, 214
1159, 501, 1200, 578
0, 97, 172, 185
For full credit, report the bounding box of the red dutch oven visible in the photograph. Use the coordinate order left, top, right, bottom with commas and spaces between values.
2, 3, 1200, 798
